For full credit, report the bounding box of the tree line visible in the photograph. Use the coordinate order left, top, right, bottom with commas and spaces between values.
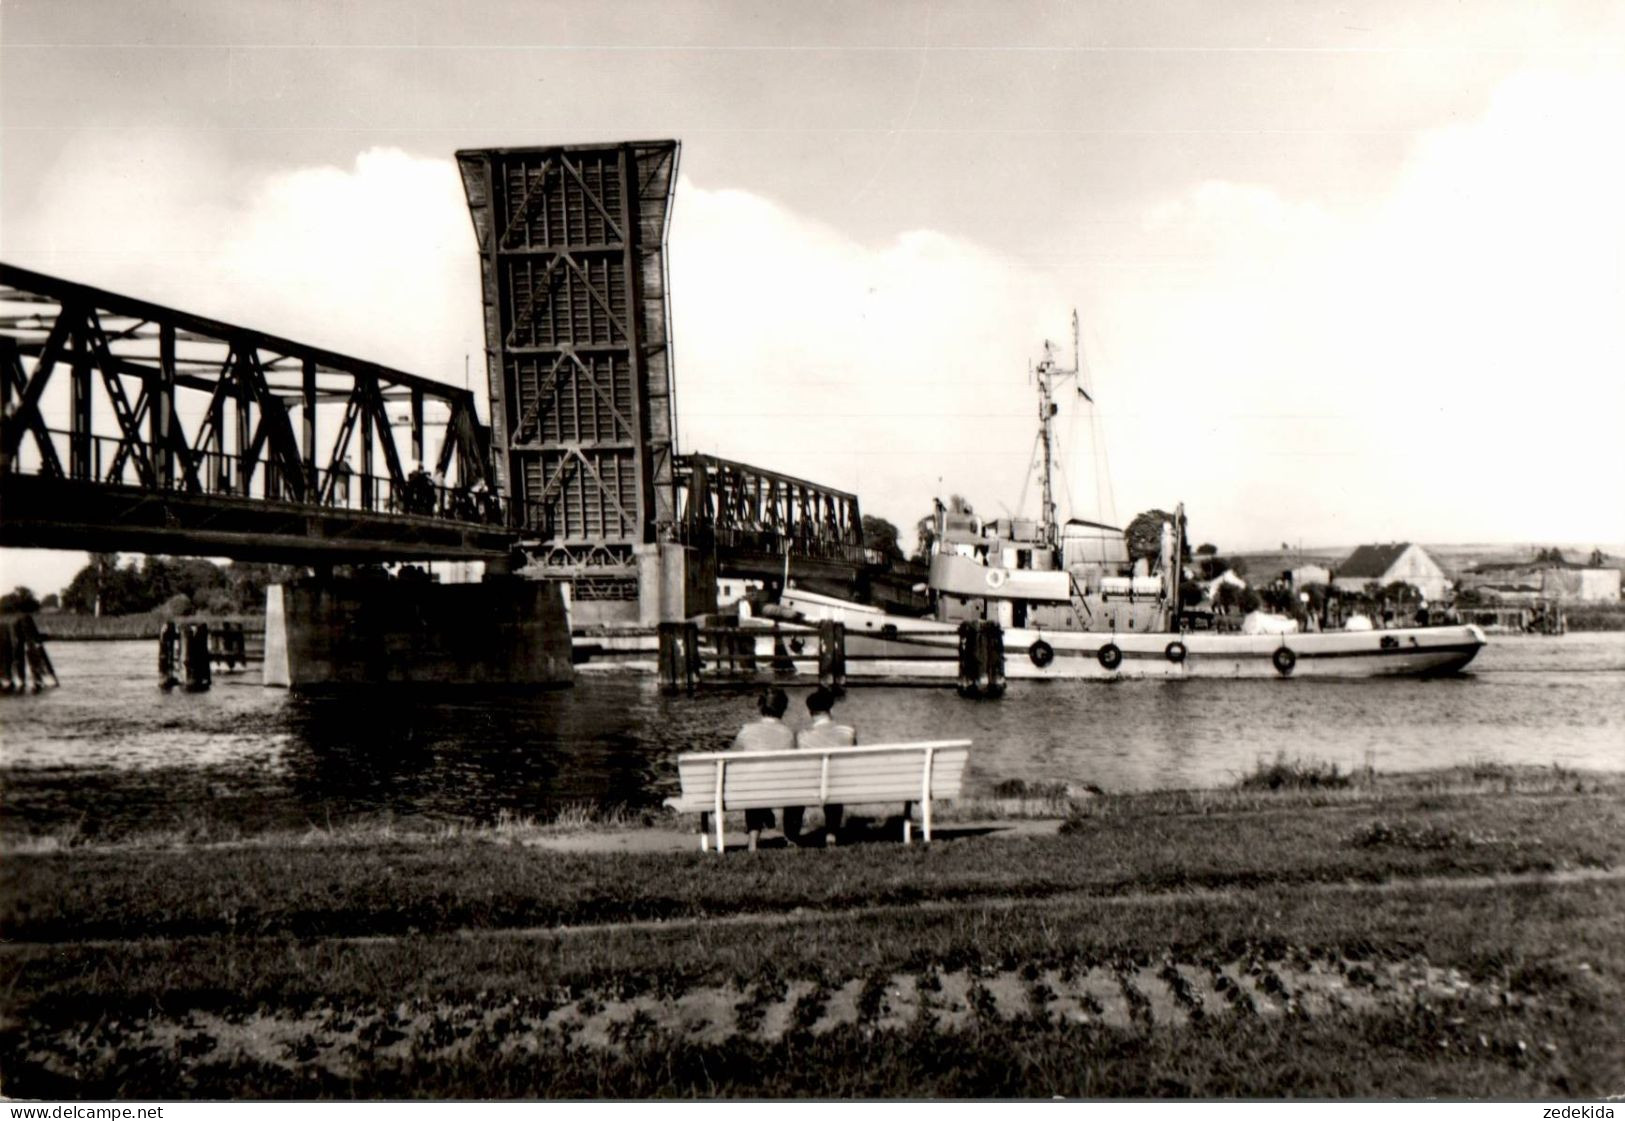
2, 555, 304, 618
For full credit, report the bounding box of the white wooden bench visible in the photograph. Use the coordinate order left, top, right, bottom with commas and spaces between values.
665, 740, 972, 852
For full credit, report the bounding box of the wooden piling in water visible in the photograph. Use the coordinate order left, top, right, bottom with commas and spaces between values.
956, 620, 1005, 698
658, 621, 680, 693
3, 614, 58, 692
658, 621, 700, 695
158, 621, 180, 689
207, 622, 247, 670
817, 620, 846, 691
182, 622, 212, 691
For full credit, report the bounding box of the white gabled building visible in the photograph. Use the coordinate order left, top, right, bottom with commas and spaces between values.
1332, 543, 1452, 603
1288, 564, 1333, 588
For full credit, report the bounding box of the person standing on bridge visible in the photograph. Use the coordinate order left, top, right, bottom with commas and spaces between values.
404, 464, 435, 516
794, 686, 856, 846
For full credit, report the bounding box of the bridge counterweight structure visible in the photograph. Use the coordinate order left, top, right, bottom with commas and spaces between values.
458, 141, 682, 597
0, 264, 513, 563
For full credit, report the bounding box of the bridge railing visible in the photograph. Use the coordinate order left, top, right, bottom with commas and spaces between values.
691, 524, 871, 564
5, 428, 505, 526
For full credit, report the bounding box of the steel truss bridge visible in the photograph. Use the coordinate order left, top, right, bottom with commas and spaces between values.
1, 141, 874, 588
0, 263, 511, 563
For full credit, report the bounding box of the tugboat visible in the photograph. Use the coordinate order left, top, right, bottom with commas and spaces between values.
770, 319, 1486, 680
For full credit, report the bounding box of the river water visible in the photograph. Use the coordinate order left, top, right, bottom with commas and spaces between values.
2, 634, 1622, 840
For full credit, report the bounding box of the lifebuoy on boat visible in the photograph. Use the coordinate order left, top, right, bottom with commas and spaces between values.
985, 568, 1009, 590
1097, 643, 1123, 671
1165, 640, 1187, 664
1028, 639, 1055, 668
1273, 646, 1297, 676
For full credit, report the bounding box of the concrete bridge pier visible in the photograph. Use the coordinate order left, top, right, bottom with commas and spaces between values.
262, 576, 573, 690
637, 543, 717, 627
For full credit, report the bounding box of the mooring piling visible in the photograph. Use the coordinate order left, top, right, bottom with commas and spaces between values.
957, 619, 1006, 698
656, 614, 1006, 696
657, 620, 701, 695
182, 623, 212, 691
816, 620, 847, 690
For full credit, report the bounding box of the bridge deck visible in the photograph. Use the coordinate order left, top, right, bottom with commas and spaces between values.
0, 474, 514, 563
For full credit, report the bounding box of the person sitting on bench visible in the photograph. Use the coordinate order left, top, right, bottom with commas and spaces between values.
791, 686, 856, 846
729, 686, 794, 851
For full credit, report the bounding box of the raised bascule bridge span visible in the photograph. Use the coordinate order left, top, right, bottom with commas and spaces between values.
1, 140, 878, 642
457, 140, 871, 624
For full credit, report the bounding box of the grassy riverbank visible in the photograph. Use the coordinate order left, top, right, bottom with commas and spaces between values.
34, 613, 263, 641
2, 765, 1621, 1098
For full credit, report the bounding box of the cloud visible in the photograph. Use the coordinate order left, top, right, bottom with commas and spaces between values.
672, 70, 1625, 550
667, 184, 1071, 538
667, 70, 1624, 551
5, 63, 1622, 576
1087, 68, 1625, 549
6, 136, 483, 380
1, 139, 486, 593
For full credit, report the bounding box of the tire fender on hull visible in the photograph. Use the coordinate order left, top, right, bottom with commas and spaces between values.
1097, 643, 1123, 672
1273, 646, 1297, 676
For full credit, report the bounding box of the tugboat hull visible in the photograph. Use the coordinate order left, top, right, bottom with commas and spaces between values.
775, 589, 1485, 681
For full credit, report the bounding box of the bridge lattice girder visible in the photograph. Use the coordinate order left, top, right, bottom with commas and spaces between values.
0, 263, 513, 563
675, 454, 867, 578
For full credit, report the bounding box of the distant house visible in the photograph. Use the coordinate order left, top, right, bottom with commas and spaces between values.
1537, 567, 1621, 602
1288, 564, 1332, 588
1332, 543, 1452, 602
1204, 568, 1249, 601
1458, 562, 1622, 604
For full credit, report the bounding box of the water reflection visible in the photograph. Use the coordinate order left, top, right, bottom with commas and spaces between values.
277, 687, 672, 825
1, 635, 1621, 839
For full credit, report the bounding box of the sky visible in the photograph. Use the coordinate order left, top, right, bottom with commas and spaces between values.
3, 0, 1623, 595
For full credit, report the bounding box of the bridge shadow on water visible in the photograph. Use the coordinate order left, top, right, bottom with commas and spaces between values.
277, 684, 672, 830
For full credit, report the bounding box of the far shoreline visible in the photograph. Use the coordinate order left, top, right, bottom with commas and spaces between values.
28, 602, 1625, 640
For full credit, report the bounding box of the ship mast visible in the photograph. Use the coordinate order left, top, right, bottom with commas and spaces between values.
1034, 311, 1080, 548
